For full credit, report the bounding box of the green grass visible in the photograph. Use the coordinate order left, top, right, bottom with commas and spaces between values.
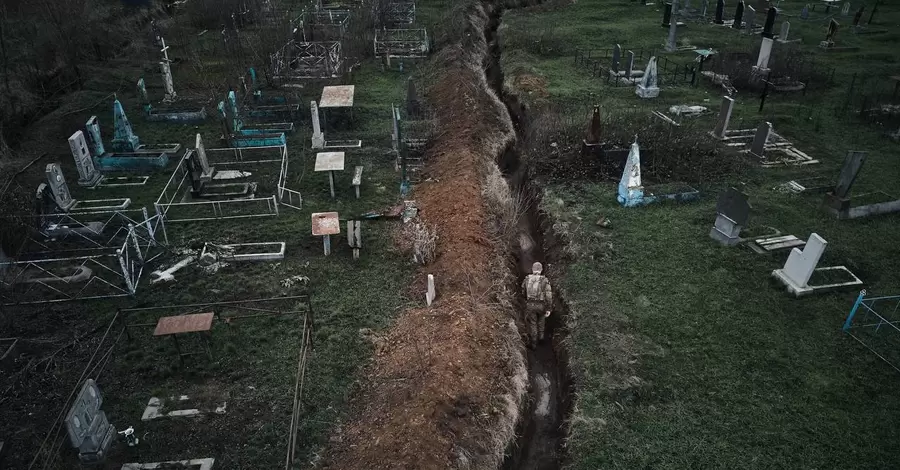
500, 0, 900, 468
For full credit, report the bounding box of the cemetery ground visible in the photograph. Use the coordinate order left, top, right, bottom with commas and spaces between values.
0, 3, 453, 467
500, 0, 900, 469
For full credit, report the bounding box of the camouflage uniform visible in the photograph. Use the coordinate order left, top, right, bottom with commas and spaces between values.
522, 262, 553, 347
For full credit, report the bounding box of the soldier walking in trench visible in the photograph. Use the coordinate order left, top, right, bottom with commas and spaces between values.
522, 261, 553, 348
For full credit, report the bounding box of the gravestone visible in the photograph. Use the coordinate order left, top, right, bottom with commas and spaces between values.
111, 99, 140, 152
611, 44, 621, 73
710, 187, 750, 246
347, 220, 362, 260
712, 96, 735, 138
715, 0, 726, 23
762, 7, 777, 38
625, 51, 635, 78
585, 106, 602, 145
68, 131, 102, 187
733, 0, 745, 29
701, 0, 709, 16
753, 37, 774, 75
406, 77, 420, 115
868, 0, 879, 24
159, 38, 176, 102
744, 5, 756, 32
136, 78, 149, 104
45, 163, 76, 211
662, 2, 673, 26
310, 101, 325, 149
85, 116, 105, 157
749, 121, 772, 157
194, 134, 215, 182
841, 2, 850, 16
821, 19, 839, 48
636, 57, 659, 98
800, 4, 809, 20
778, 21, 791, 42
830, 151, 866, 202
65, 379, 115, 464
666, 15, 678, 52
852, 6, 865, 26
617, 138, 644, 207
779, 233, 827, 289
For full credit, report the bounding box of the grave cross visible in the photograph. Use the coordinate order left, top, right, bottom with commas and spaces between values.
159, 37, 176, 102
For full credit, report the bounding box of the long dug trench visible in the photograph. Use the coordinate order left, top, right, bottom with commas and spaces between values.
483, 3, 575, 469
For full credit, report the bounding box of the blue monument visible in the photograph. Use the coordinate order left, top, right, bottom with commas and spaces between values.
111, 99, 140, 152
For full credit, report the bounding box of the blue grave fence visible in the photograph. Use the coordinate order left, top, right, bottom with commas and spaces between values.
843, 290, 900, 373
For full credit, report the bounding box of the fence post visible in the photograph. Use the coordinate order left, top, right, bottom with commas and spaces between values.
843, 290, 867, 332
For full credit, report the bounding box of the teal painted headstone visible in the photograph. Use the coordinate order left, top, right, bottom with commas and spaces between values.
85, 116, 105, 157
226, 91, 243, 132
111, 99, 140, 152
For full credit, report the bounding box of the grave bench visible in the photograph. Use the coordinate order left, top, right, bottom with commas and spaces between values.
352, 166, 364, 199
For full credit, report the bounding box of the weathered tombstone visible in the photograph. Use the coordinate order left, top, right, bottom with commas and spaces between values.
636, 57, 659, 98
749, 121, 772, 157
159, 38, 176, 102
406, 77, 420, 115
136, 78, 149, 104
715, 0, 726, 23
585, 106, 602, 145
753, 37, 774, 75
852, 6, 865, 26
194, 134, 215, 182
611, 44, 621, 73
712, 96, 734, 138
701, 0, 709, 16
111, 99, 140, 152
68, 131, 102, 187
778, 21, 791, 42
821, 19, 839, 48
84, 116, 105, 157
310, 101, 325, 149
800, 4, 810, 20
778, 233, 827, 289
762, 7, 777, 37
824, 151, 866, 210
45, 163, 76, 211
662, 2, 673, 26
744, 5, 756, 32
841, 2, 850, 16
347, 220, 362, 260
733, 0, 745, 29
426, 274, 435, 306
617, 138, 644, 207
710, 187, 750, 246
666, 16, 678, 51
625, 51, 635, 78
65, 379, 115, 464
391, 105, 401, 152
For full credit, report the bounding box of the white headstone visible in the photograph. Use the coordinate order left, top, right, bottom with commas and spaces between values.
426, 274, 435, 306
755, 37, 774, 71
635, 57, 660, 98
194, 134, 215, 181
68, 131, 102, 187
159, 37, 176, 101
310, 101, 325, 149
715, 96, 734, 138
45, 163, 76, 211
781, 233, 827, 288
778, 21, 790, 42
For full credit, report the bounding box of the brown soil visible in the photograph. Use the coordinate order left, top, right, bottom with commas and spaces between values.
321, 2, 526, 469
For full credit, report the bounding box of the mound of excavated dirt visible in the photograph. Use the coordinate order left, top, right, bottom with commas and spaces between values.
321, 2, 527, 469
